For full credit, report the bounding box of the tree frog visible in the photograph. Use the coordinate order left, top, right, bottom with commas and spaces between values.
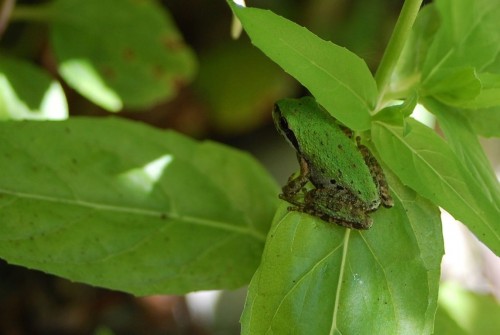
273, 97, 393, 229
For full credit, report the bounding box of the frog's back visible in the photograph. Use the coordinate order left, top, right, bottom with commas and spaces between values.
294, 99, 379, 207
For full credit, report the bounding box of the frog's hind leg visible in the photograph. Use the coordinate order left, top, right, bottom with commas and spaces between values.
356, 137, 394, 208
302, 187, 373, 230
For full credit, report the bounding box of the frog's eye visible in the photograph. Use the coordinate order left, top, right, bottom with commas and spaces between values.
280, 119, 300, 150
278, 115, 289, 131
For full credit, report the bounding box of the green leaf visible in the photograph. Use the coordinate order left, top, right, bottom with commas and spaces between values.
372, 119, 500, 256
241, 171, 443, 335
374, 91, 418, 127
422, 67, 481, 106
461, 72, 500, 109
434, 306, 468, 335
436, 282, 500, 334
423, 98, 500, 211
424, 0, 500, 74
460, 106, 500, 137
229, 2, 377, 131
421, 0, 500, 104
0, 56, 67, 120
50, 0, 196, 111
0, 118, 278, 295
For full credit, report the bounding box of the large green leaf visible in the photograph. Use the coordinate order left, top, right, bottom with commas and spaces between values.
372, 119, 500, 255
241, 171, 443, 334
393, 0, 500, 110
423, 98, 500, 211
460, 106, 500, 137
423, 0, 500, 75
0, 56, 67, 120
229, 2, 377, 131
420, 0, 500, 105
422, 67, 481, 106
50, 0, 196, 111
0, 118, 278, 295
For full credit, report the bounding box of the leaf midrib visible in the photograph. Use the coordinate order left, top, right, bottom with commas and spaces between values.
0, 188, 267, 242
329, 229, 350, 335
380, 123, 499, 242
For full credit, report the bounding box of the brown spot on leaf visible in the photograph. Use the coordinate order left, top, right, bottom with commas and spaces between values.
101, 66, 116, 80
152, 64, 165, 80
163, 35, 185, 52
123, 47, 136, 62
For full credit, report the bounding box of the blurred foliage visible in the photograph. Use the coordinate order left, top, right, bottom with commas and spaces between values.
0, 260, 206, 335
435, 282, 500, 335
2, 0, 402, 138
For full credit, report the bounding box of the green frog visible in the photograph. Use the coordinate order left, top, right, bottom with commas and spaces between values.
273, 97, 393, 229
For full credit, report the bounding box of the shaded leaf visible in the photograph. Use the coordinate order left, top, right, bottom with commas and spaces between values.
195, 42, 294, 134
50, 0, 196, 111
0, 118, 278, 295
0, 56, 67, 120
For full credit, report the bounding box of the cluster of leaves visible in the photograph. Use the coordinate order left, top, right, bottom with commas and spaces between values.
0, 0, 278, 294
1, 0, 195, 118
228, 0, 500, 333
0, 0, 499, 334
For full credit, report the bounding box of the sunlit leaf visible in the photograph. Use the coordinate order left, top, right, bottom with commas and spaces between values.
461, 72, 500, 109
241, 171, 443, 334
423, 0, 500, 76
420, 0, 500, 105
0, 118, 278, 295
460, 106, 500, 137
229, 1, 377, 131
372, 119, 500, 256
422, 67, 481, 106
424, 98, 500, 211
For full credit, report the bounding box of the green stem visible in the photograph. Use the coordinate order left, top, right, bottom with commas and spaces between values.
374, 0, 423, 109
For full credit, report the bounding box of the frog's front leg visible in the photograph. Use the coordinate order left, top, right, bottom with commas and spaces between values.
302, 187, 373, 230
356, 137, 394, 208
280, 154, 310, 206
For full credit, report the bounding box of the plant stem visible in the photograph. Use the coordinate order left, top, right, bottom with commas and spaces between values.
374, 0, 423, 109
